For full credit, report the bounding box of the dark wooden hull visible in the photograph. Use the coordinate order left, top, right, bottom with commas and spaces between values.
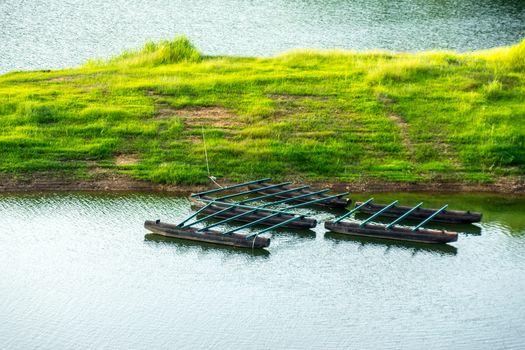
193, 202, 317, 229
324, 221, 458, 244
247, 183, 350, 208
355, 202, 482, 224
144, 220, 270, 249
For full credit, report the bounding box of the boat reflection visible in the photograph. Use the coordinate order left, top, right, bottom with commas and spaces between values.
324, 232, 458, 256
144, 233, 271, 258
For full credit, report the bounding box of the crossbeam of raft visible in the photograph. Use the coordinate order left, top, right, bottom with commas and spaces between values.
188, 188, 330, 229
238, 185, 312, 204
245, 216, 304, 239
385, 202, 423, 229
214, 181, 291, 201
412, 204, 448, 231
333, 198, 374, 223
359, 200, 398, 226
196, 190, 346, 215
246, 182, 350, 208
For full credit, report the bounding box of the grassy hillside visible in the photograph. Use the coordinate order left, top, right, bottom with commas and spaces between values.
0, 36, 523, 187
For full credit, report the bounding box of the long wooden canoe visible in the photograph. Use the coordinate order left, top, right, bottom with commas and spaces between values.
193, 201, 317, 229
355, 202, 482, 224
324, 220, 458, 244
247, 183, 350, 208
144, 220, 270, 249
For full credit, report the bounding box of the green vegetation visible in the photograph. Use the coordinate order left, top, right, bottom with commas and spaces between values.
0, 36, 524, 186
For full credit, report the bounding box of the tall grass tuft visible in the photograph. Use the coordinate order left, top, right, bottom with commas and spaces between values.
93, 36, 201, 67
478, 37, 525, 72
506, 37, 525, 72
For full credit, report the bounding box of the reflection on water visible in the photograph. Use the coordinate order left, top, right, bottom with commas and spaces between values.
0, 191, 524, 349
1, 0, 524, 73
144, 233, 271, 258
324, 232, 458, 256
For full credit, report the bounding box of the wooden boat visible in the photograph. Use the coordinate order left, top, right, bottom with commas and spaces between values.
192, 201, 317, 229
324, 220, 458, 244
324, 232, 458, 256
355, 201, 482, 224
144, 220, 270, 249
247, 183, 350, 208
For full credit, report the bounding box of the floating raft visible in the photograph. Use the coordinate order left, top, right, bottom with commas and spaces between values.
246, 182, 350, 208
144, 178, 351, 249
324, 221, 458, 244
355, 201, 482, 224
145, 220, 270, 249
324, 199, 459, 244
193, 199, 317, 229
188, 178, 348, 229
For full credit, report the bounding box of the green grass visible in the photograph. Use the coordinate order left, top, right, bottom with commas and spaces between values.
0, 36, 524, 186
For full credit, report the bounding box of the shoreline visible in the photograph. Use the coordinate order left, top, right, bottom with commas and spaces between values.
1, 176, 523, 195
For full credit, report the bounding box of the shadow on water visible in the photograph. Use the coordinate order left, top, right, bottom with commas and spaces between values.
324, 232, 458, 256
260, 227, 316, 240
144, 234, 271, 258
353, 212, 482, 235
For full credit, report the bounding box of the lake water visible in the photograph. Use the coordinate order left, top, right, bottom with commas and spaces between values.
1, 0, 524, 74
1, 191, 524, 349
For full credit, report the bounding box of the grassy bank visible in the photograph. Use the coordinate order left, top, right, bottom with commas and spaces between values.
0, 37, 524, 189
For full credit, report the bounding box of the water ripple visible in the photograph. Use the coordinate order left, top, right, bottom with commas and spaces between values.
1, 0, 524, 73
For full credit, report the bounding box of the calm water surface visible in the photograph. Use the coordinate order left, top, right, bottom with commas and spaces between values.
0, 191, 524, 349
1, 0, 524, 74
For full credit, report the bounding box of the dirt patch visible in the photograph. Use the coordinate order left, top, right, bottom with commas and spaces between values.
48, 75, 77, 82
176, 107, 241, 127
115, 154, 139, 166
267, 94, 329, 101
147, 90, 242, 128
154, 104, 241, 128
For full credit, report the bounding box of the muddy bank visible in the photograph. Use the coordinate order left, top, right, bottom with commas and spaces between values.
1, 174, 523, 195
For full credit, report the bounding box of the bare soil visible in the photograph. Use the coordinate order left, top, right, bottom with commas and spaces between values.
0, 173, 523, 194
115, 154, 139, 166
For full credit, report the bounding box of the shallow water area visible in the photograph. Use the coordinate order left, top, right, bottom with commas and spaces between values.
1, 0, 524, 73
0, 191, 524, 349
